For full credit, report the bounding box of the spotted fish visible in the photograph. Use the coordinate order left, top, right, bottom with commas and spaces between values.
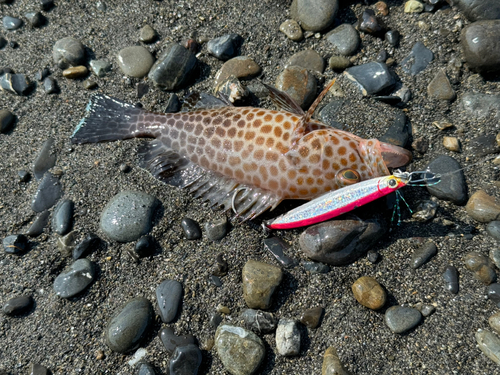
71, 81, 412, 220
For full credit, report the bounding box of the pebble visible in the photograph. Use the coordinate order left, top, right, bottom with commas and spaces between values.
376, 49, 388, 63
286, 49, 325, 74
204, 217, 228, 241
374, 1, 389, 16
2, 295, 33, 315
401, 42, 434, 75
301, 261, 330, 274
488, 284, 500, 307
0, 73, 31, 95
57, 231, 76, 257
214, 56, 261, 87
490, 249, 500, 269
3, 16, 23, 30
464, 252, 497, 284
412, 137, 429, 154
344, 62, 395, 96
351, 276, 386, 310
461, 92, 500, 120
26, 210, 50, 237
106, 298, 154, 353
384, 306, 422, 334
212, 253, 228, 276
279, 19, 303, 41
466, 190, 500, 222
489, 312, 500, 334
41, 0, 55, 11
215, 324, 265, 375
117, 46, 155, 78
487, 222, 500, 241
322, 346, 353, 375
242, 259, 283, 309
379, 111, 411, 148
43, 77, 58, 94
134, 235, 155, 257
148, 43, 197, 90
31, 173, 63, 212
0, 109, 15, 133
52, 199, 74, 235
100, 190, 158, 242
299, 219, 385, 266
476, 329, 500, 365
62, 66, 88, 79
169, 344, 202, 375
404, 0, 424, 13
411, 241, 437, 269
434, 120, 453, 132
414, 302, 436, 317
300, 306, 323, 328
159, 327, 196, 354
33, 138, 56, 180
139, 25, 157, 43
276, 319, 300, 356
0, 36, 6, 49
328, 56, 351, 71
425, 156, 467, 205
30, 364, 49, 375
453, 0, 500, 21
180, 217, 202, 240
53, 37, 85, 68
25, 12, 44, 28
3, 234, 28, 255
412, 200, 438, 222
326, 24, 360, 56
427, 70, 455, 101
53, 258, 96, 298
358, 9, 383, 34
290, 0, 338, 32
275, 66, 317, 109
89, 59, 112, 77
443, 265, 459, 294
156, 279, 183, 323
210, 312, 223, 329
263, 237, 296, 268
385, 30, 400, 46
207, 33, 243, 61
73, 233, 100, 259
138, 363, 156, 375
367, 250, 380, 263
83, 79, 96, 89
240, 309, 278, 333
443, 136, 460, 152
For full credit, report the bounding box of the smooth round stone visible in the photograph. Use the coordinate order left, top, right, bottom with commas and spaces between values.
358, 9, 382, 34
204, 217, 228, 241
301, 261, 330, 274
159, 327, 196, 355
148, 43, 197, 90
33, 138, 56, 180
489, 312, 500, 334
464, 252, 497, 284
2, 295, 33, 315
276, 319, 300, 356
345, 62, 395, 96
453, 0, 500, 21
488, 284, 500, 307
490, 249, 500, 269
279, 19, 303, 41
328, 55, 351, 71
300, 306, 323, 329
443, 265, 459, 294
89, 59, 112, 77
404, 0, 424, 13
299, 219, 385, 266
62, 65, 88, 79
43, 77, 58, 94
26, 210, 50, 237
427, 70, 455, 101
385, 306, 422, 334
139, 25, 157, 43
385, 30, 400, 46
169, 344, 202, 375
461, 92, 500, 120
242, 260, 282, 310
106, 298, 154, 353
73, 233, 100, 259
290, 0, 338, 31
3, 16, 23, 30
53, 37, 85, 68
138, 363, 156, 375
351, 276, 386, 310
215, 324, 265, 375
100, 190, 158, 242
401, 42, 434, 75
425, 156, 467, 205
379, 111, 411, 148
376, 49, 388, 63
476, 329, 500, 365
275, 66, 317, 109
411, 241, 437, 269
240, 309, 278, 334
52, 199, 74, 235
0, 109, 14, 133
214, 56, 261, 87
286, 49, 325, 73
156, 279, 183, 323
3, 234, 28, 255
322, 346, 352, 375
134, 235, 155, 258
466, 190, 500, 222
326, 24, 360, 56
207, 33, 243, 61
25, 12, 44, 27
117, 46, 154, 78
31, 173, 63, 212
180, 217, 202, 240
53, 258, 96, 298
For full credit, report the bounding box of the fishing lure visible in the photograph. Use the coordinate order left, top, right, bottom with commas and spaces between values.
265, 170, 440, 230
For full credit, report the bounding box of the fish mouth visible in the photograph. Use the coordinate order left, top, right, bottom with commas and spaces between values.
380, 142, 412, 168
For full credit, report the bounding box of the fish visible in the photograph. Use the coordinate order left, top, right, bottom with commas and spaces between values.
71, 80, 412, 220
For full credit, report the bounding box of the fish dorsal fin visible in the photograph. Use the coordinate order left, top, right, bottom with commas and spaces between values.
261, 82, 305, 116
303, 79, 336, 124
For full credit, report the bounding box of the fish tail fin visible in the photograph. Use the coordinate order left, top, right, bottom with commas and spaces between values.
71, 94, 155, 144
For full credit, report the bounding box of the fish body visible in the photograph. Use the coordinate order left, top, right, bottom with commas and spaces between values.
71, 82, 411, 220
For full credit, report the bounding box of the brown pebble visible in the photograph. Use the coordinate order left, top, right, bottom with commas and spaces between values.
466, 190, 500, 223
443, 136, 460, 152
63, 65, 88, 79
300, 306, 324, 329
412, 136, 429, 154
96, 350, 105, 360
374, 1, 389, 16
351, 276, 386, 310
322, 346, 353, 375
464, 252, 497, 285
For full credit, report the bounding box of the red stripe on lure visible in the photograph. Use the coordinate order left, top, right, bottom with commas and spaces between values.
265, 171, 440, 230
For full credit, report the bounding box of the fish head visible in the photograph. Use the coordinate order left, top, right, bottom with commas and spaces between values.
357, 139, 412, 178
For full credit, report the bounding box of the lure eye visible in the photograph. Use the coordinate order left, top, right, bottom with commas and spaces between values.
336, 168, 361, 186
388, 178, 398, 188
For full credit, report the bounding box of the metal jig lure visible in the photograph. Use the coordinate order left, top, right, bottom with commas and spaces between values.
265, 170, 440, 230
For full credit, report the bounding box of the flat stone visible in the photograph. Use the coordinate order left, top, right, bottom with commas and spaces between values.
351, 276, 386, 310
461, 92, 500, 120
204, 217, 228, 241
384, 306, 421, 334
240, 309, 278, 333
487, 222, 500, 241
411, 241, 437, 269
117, 46, 154, 78
3, 16, 23, 30
279, 19, 303, 42
159, 327, 196, 355
26, 210, 50, 237
181, 217, 202, 240
276, 319, 300, 356
401, 42, 434, 75
2, 295, 33, 315
100, 190, 158, 242
286, 49, 325, 73
156, 279, 183, 323
215, 324, 265, 375
148, 43, 197, 90
207, 33, 243, 61
443, 265, 459, 294
451, 0, 500, 21
53, 37, 85, 68
52, 199, 74, 235
427, 70, 455, 101
300, 306, 323, 328
242, 259, 282, 310
425, 156, 467, 205
53, 258, 96, 298
476, 329, 500, 365
322, 346, 353, 375
89, 59, 112, 77
326, 24, 360, 56
466, 190, 500, 222
169, 344, 202, 375
275, 66, 317, 109
73, 233, 100, 259
31, 173, 63, 212
461, 20, 500, 74
464, 252, 497, 284
139, 25, 157, 43
0, 109, 14, 133
290, 0, 338, 32
3, 234, 28, 255
489, 312, 500, 334
301, 261, 330, 274
62, 66, 88, 79
106, 298, 154, 353
33, 138, 56, 180
29, 364, 49, 375
443, 136, 460, 152
263, 237, 296, 268
214, 56, 261, 87
344, 62, 395, 96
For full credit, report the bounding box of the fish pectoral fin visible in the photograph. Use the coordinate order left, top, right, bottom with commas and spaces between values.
261, 82, 305, 116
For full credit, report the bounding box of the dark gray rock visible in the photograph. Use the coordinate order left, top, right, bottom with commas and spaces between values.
411, 242, 437, 269
29, 363, 49, 375
3, 234, 28, 255
379, 111, 411, 148
461, 20, 500, 74
26, 210, 50, 237
263, 237, 296, 268
401, 42, 434, 75
165, 93, 181, 113
25, 12, 44, 27
33, 138, 56, 180
53, 37, 85, 68
53, 258, 96, 298
106, 298, 154, 353
159, 327, 196, 355
488, 283, 500, 307
301, 261, 330, 274
326, 24, 360, 56
469, 134, 500, 157
286, 49, 325, 74
385, 306, 422, 334
31, 173, 63, 212
207, 33, 243, 61
181, 217, 202, 240
43, 77, 58, 94
0, 73, 31, 95
449, 0, 500, 21
487, 221, 500, 241
240, 308, 278, 333
209, 275, 222, 287
35, 68, 51, 82
443, 265, 459, 294
2, 295, 33, 315
156, 279, 183, 323
318, 99, 347, 129
300, 306, 323, 328
0, 109, 14, 133
73, 233, 100, 259
138, 363, 156, 375
134, 235, 155, 257
358, 9, 383, 34
204, 217, 228, 241
345, 62, 395, 95
169, 344, 202, 375
52, 199, 74, 235
425, 156, 467, 205
385, 30, 400, 46
290, 0, 338, 32
3, 16, 23, 30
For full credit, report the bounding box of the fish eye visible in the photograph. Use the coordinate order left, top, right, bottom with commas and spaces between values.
336, 168, 361, 186
389, 178, 398, 188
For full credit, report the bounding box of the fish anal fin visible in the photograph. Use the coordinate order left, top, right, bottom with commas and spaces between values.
262, 82, 305, 116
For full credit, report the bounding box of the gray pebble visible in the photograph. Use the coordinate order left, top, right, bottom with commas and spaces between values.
73, 233, 100, 259
376, 50, 388, 63
207, 33, 243, 61
53, 258, 96, 298
169, 344, 202, 375
290, 0, 338, 32
0, 73, 31, 95
117, 46, 155, 78
209, 275, 222, 287
286, 49, 325, 74
53, 37, 85, 69
275, 66, 317, 109
89, 59, 112, 77
279, 19, 303, 41
476, 329, 500, 365
3, 234, 28, 255
43, 77, 58, 94
379, 111, 411, 148
344, 62, 395, 96
134, 235, 155, 258
461, 92, 500, 120
240, 308, 278, 334
488, 283, 500, 307
385, 30, 400, 46
25, 12, 44, 27
148, 43, 197, 90
401, 42, 434, 75
301, 261, 330, 274
51, 199, 74, 235
3, 16, 23, 31
414, 303, 436, 317
181, 217, 202, 240
31, 173, 63, 212
411, 241, 437, 269
326, 24, 360, 56
385, 306, 422, 334
367, 250, 380, 263
33, 138, 56, 180
358, 9, 383, 34
159, 327, 196, 355
425, 156, 467, 205
139, 25, 158, 43
212, 253, 228, 276
276, 319, 301, 356
443, 265, 459, 294
138, 363, 156, 375
165, 93, 181, 113
204, 217, 228, 241
26, 210, 50, 237
427, 70, 455, 101
210, 312, 223, 329
263, 237, 296, 268
0, 109, 15, 133
156, 279, 183, 323
318, 100, 347, 128
2, 295, 33, 315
